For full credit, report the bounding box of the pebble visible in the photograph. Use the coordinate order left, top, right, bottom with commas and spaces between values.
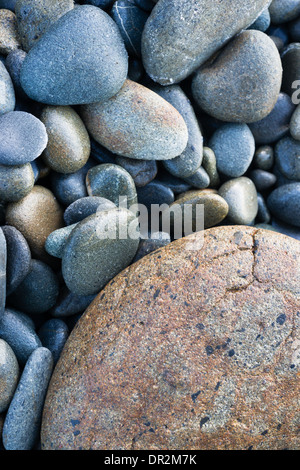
0, 227, 6, 316
0, 61, 15, 115
136, 180, 175, 211
50, 286, 96, 318
2, 225, 31, 296
281, 43, 300, 97
2, 347, 53, 450
289, 16, 300, 42
40, 106, 90, 174
141, 0, 271, 85
218, 177, 258, 225
50, 160, 94, 206
134, 0, 154, 11
90, 138, 116, 165
0, 1, 17, 11
256, 192, 271, 224
45, 223, 78, 259
272, 217, 300, 241
5, 185, 64, 261
0, 339, 19, 413
20, 5, 128, 105
0, 9, 20, 55
253, 145, 274, 170
209, 124, 255, 178
269, 0, 300, 24
249, 7, 270, 32
192, 30, 282, 123
289, 104, 300, 140
249, 169, 277, 192
81, 79, 188, 161
5, 49, 27, 99
201, 147, 220, 189
128, 57, 144, 82
15, 0, 74, 52
274, 136, 300, 181
267, 183, 300, 227
132, 231, 171, 262
83, 0, 114, 8
0, 163, 34, 202
38, 319, 69, 365
115, 156, 157, 187
62, 209, 140, 295
0, 308, 42, 364
0, 111, 48, 166
156, 171, 191, 195
248, 93, 295, 145
64, 196, 117, 226
182, 166, 210, 190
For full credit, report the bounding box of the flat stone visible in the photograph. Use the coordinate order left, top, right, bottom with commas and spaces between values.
0, 61, 15, 115
0, 227, 6, 316
20, 5, 128, 105
274, 136, 300, 181
38, 319, 69, 365
141, 0, 271, 85
269, 0, 300, 24
192, 30, 282, 123
41, 226, 300, 450
81, 79, 188, 161
3, 347, 53, 450
0, 9, 20, 55
0, 163, 34, 202
218, 177, 258, 225
267, 183, 300, 227
64, 196, 117, 226
0, 339, 19, 413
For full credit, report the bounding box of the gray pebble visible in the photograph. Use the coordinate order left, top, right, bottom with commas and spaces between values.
290, 104, 300, 140
132, 231, 171, 263
45, 224, 78, 259
269, 0, 300, 24
0, 339, 19, 413
50, 286, 96, 318
38, 319, 69, 364
114, 156, 157, 187
249, 169, 277, 192
248, 7, 270, 32
0, 163, 35, 202
0, 61, 15, 115
201, 147, 220, 188
256, 192, 271, 224
218, 177, 258, 225
64, 196, 117, 226
267, 183, 300, 227
275, 136, 300, 181
253, 146, 274, 170
182, 166, 210, 190
5, 49, 27, 99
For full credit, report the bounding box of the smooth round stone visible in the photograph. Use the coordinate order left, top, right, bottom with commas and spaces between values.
0, 227, 6, 316
275, 136, 300, 181
8, 259, 59, 315
64, 196, 116, 226
182, 166, 210, 190
202, 147, 220, 188
111, 0, 149, 58
253, 146, 274, 170
248, 7, 270, 32
62, 209, 140, 295
50, 286, 96, 318
2, 225, 31, 296
267, 184, 300, 227
115, 156, 157, 188
0, 339, 19, 413
256, 192, 271, 224
141, 0, 271, 85
281, 43, 300, 97
45, 223, 78, 259
136, 180, 175, 211
20, 5, 128, 105
156, 171, 191, 195
269, 0, 300, 24
0, 308, 42, 364
218, 177, 258, 225
192, 29, 282, 124
249, 169, 277, 192
15, 0, 74, 52
0, 9, 20, 55
6, 185, 64, 261
86, 164, 138, 209
150, 84, 203, 178
38, 319, 69, 365
0, 111, 48, 166
248, 93, 295, 145
0, 61, 15, 115
290, 104, 300, 141
50, 160, 94, 206
132, 231, 171, 263
209, 124, 255, 178
5, 49, 27, 98
3, 347, 53, 450
81, 79, 188, 161
273, 164, 298, 188
40, 106, 90, 174
41, 226, 300, 450
0, 163, 34, 202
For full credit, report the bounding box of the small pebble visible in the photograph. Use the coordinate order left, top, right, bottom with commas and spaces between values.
267, 183, 300, 227
289, 104, 300, 140
0, 163, 34, 202
132, 231, 171, 262
50, 160, 94, 206
249, 169, 277, 192
182, 166, 210, 190
115, 156, 157, 187
274, 136, 300, 181
156, 171, 191, 195
201, 147, 220, 189
0, 9, 20, 55
64, 196, 116, 226
248, 7, 270, 32
5, 48, 27, 99
253, 146, 274, 170
0, 61, 15, 115
256, 192, 271, 224
45, 223, 78, 259
38, 319, 69, 364
0, 339, 19, 413
269, 0, 300, 24
218, 177, 258, 225
137, 180, 175, 211
50, 286, 96, 318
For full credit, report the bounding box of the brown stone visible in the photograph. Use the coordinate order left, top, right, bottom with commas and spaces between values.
41, 226, 300, 450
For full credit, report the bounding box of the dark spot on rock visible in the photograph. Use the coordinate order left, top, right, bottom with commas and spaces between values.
290, 364, 295, 369
200, 416, 210, 428
196, 323, 204, 330
215, 381, 221, 391
153, 288, 160, 299
228, 349, 235, 357
206, 345, 214, 355
277, 424, 282, 430
73, 430, 81, 436
261, 430, 268, 436
191, 390, 201, 403
70, 419, 80, 427
276, 314, 286, 325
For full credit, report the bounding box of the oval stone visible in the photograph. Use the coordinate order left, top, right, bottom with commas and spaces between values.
0, 163, 34, 202
267, 183, 300, 227
218, 177, 258, 225
80, 79, 188, 161
274, 136, 300, 181
0, 61, 15, 115
269, 0, 300, 24
192, 30, 282, 124
0, 339, 19, 413
141, 0, 271, 85
41, 226, 300, 450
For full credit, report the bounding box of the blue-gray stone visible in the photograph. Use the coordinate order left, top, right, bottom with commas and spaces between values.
2, 347, 53, 450
90, 138, 116, 165
50, 286, 96, 318
45, 224, 78, 259
128, 57, 144, 82
272, 217, 300, 241
281, 43, 300, 97
218, 177, 258, 225
289, 104, 300, 141
0, 227, 6, 316
249, 169, 277, 192
275, 136, 300, 181
248, 7, 270, 31
202, 147, 220, 188
115, 156, 157, 188
132, 231, 171, 263
5, 49, 27, 99
20, 5, 128, 105
183, 166, 210, 189
64, 196, 117, 226
0, 61, 15, 115
267, 183, 300, 227
253, 145, 274, 170
156, 171, 191, 195
0, 308, 42, 364
0, 163, 35, 202
256, 192, 271, 224
133, 0, 154, 11
0, 339, 19, 413
269, 0, 300, 24
137, 180, 175, 211
38, 319, 69, 364
82, 0, 114, 8
0, 1, 17, 10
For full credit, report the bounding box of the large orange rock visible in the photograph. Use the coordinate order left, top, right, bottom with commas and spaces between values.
41, 226, 300, 450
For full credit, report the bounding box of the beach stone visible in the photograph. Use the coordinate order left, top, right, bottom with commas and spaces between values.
0, 339, 19, 413
141, 0, 271, 85
50, 286, 96, 318
134, 0, 154, 11
81, 79, 188, 161
182, 166, 210, 190
5, 49, 27, 99
0, 1, 17, 11
15, 0, 74, 52
253, 146, 274, 170
50, 161, 94, 207
128, 57, 144, 82
3, 347, 53, 450
0, 61, 15, 115
256, 193, 271, 224
219, 177, 258, 225
209, 124, 255, 178
41, 226, 300, 450
2, 225, 31, 296
83, 0, 114, 8
290, 104, 300, 141
132, 231, 171, 263
0, 308, 42, 364
248, 7, 270, 32
290, 16, 300, 42
249, 169, 277, 192
269, 0, 300, 24
62, 208, 140, 295
281, 43, 300, 98
137, 180, 175, 211
0, 227, 6, 316
156, 172, 191, 195
0, 163, 34, 202
5, 185, 64, 261
248, 93, 295, 145
64, 197, 116, 226
202, 147, 220, 189
115, 156, 157, 188
20, 5, 128, 105
0, 111, 48, 166
274, 136, 300, 181
45, 224, 78, 259
38, 319, 69, 365
90, 138, 116, 165
0, 9, 20, 55
267, 183, 300, 227
192, 30, 282, 124
272, 218, 300, 241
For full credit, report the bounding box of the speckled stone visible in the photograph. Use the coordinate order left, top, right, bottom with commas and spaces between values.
20, 5, 128, 105
5, 185, 64, 261
15, 0, 74, 52
249, 169, 277, 192
3, 347, 53, 450
41, 226, 300, 450
62, 209, 140, 295
141, 0, 271, 85
40, 106, 90, 174
132, 231, 171, 263
38, 319, 69, 365
269, 0, 300, 24
115, 156, 157, 187
136, 180, 174, 210
0, 9, 20, 55
274, 136, 300, 181
192, 30, 282, 123
182, 166, 210, 190
267, 183, 300, 227
201, 147, 220, 189
5, 49, 27, 99
0, 339, 19, 413
218, 177, 258, 225
45, 223, 78, 259
64, 197, 116, 226
0, 61, 15, 115
81, 79, 188, 161
253, 146, 274, 171
0, 163, 34, 202
281, 43, 300, 97
0, 227, 6, 316
248, 7, 270, 31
